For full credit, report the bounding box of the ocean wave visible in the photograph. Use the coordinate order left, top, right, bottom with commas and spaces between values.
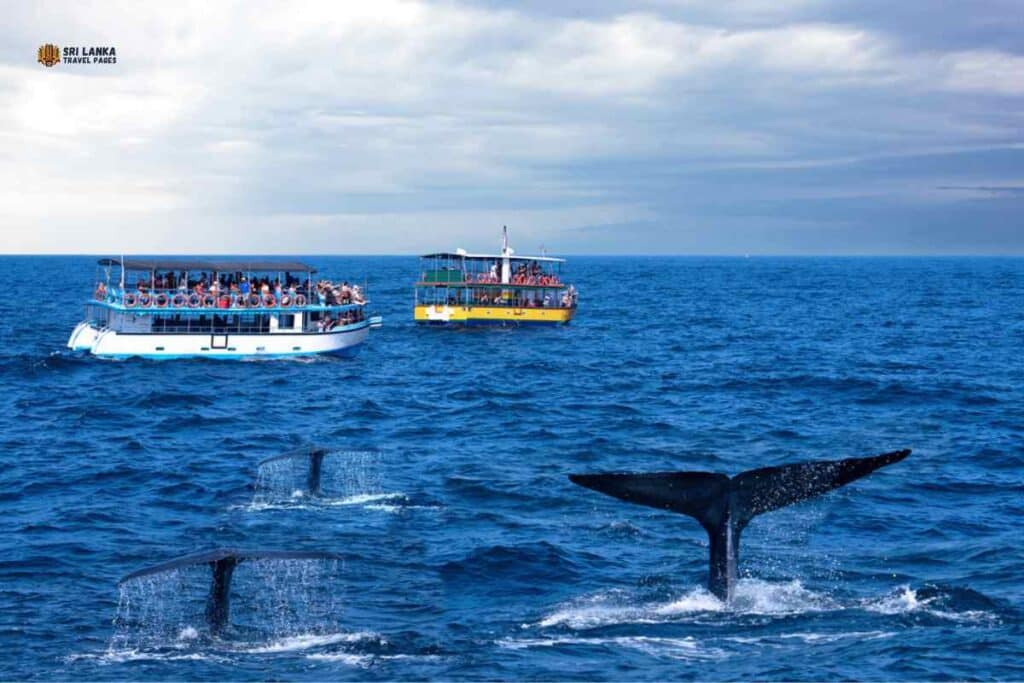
497, 635, 726, 661
534, 580, 836, 629
533, 581, 1001, 630
862, 584, 1001, 623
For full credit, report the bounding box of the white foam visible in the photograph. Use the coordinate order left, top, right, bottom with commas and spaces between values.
68, 649, 230, 664
242, 492, 406, 512
241, 631, 380, 654
498, 635, 725, 661
307, 652, 373, 667
726, 630, 896, 645
324, 492, 405, 507
862, 585, 996, 623
305, 652, 444, 666
536, 580, 834, 629
177, 626, 199, 641
728, 578, 838, 615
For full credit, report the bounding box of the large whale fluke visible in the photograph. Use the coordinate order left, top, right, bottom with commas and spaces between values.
570, 449, 910, 602
119, 548, 341, 633
259, 446, 329, 495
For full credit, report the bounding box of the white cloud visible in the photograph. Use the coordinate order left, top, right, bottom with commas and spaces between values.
941, 49, 1024, 95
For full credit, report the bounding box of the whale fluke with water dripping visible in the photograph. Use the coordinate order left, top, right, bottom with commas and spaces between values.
118, 548, 341, 633
570, 449, 910, 602
259, 447, 331, 495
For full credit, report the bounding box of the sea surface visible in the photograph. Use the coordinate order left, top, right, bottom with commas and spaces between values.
1, 256, 1022, 681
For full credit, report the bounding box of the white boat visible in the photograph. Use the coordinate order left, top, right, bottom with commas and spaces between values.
68, 258, 378, 359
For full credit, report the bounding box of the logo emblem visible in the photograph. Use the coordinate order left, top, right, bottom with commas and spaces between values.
37, 44, 61, 67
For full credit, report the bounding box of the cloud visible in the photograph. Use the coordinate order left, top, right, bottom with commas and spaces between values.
0, 0, 1022, 253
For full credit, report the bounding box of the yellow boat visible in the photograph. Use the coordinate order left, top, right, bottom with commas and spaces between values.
414, 228, 578, 326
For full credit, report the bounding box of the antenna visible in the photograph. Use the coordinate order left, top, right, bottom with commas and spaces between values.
502, 225, 508, 253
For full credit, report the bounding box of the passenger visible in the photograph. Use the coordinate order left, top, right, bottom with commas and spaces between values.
260, 280, 270, 296
489, 262, 498, 280
240, 277, 250, 295
94, 282, 107, 300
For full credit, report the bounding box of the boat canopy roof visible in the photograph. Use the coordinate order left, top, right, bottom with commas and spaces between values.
97, 258, 317, 273
420, 252, 565, 263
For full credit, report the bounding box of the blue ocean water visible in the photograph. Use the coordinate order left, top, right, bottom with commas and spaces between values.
1, 256, 1022, 680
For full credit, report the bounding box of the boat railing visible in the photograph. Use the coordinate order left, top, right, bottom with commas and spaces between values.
421, 298, 577, 310
419, 274, 565, 287
92, 287, 365, 311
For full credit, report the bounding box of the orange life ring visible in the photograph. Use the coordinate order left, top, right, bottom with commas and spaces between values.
294, 294, 307, 307
187, 294, 200, 308
263, 294, 276, 307
154, 293, 169, 308
280, 294, 292, 307
248, 293, 262, 308
124, 293, 138, 308
202, 294, 216, 308
171, 293, 187, 307
138, 293, 152, 307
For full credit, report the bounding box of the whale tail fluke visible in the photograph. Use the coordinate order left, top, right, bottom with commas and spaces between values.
570, 449, 910, 600
119, 548, 341, 633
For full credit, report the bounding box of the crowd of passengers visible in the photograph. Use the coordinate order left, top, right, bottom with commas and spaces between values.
315, 307, 365, 331
451, 284, 577, 308
464, 261, 561, 285
94, 271, 365, 306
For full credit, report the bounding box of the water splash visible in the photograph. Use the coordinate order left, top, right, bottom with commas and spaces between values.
532, 580, 997, 632
109, 558, 344, 653
232, 558, 344, 638
110, 566, 210, 652
252, 449, 383, 506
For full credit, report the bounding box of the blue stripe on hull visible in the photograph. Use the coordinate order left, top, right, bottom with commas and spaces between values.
94, 346, 364, 360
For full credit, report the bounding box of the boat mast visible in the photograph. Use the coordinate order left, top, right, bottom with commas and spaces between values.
500, 226, 512, 285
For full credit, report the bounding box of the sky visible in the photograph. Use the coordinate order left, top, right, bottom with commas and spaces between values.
3, 0, 1023, 255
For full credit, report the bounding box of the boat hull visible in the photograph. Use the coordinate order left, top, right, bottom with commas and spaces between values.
67, 321, 371, 359
413, 305, 574, 326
